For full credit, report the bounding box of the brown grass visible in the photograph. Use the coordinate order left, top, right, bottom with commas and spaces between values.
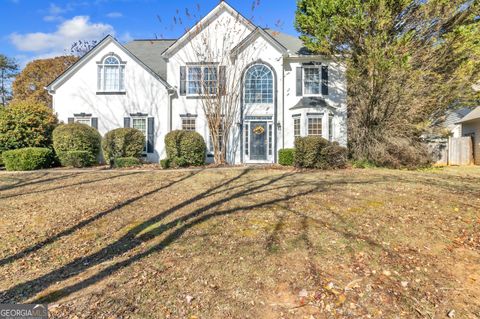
0, 166, 479, 318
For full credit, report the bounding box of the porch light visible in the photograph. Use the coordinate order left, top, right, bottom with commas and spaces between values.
276, 122, 282, 130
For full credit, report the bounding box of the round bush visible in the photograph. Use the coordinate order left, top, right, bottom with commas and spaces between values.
2, 147, 53, 171
294, 136, 329, 168
278, 148, 295, 166
102, 128, 145, 160
114, 157, 142, 168
0, 100, 57, 153
57, 151, 93, 168
52, 123, 101, 167
165, 130, 206, 167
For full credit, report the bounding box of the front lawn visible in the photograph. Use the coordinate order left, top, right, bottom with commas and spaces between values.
0, 167, 479, 318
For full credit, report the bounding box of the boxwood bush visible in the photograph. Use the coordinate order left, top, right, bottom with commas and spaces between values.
160, 158, 170, 169
278, 148, 295, 166
165, 130, 206, 167
58, 151, 93, 168
2, 147, 53, 171
53, 123, 101, 167
114, 157, 142, 168
294, 136, 347, 169
102, 128, 145, 161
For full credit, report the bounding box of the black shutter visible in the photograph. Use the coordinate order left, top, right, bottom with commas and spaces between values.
91, 117, 98, 129
180, 66, 186, 96
124, 117, 131, 128
321, 65, 329, 95
147, 117, 154, 153
68, 117, 74, 124
219, 66, 226, 95
296, 67, 302, 96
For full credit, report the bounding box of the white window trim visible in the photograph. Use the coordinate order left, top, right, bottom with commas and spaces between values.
186, 65, 218, 97
243, 64, 274, 105
97, 55, 126, 93
303, 66, 322, 97
131, 116, 148, 154
293, 115, 301, 138
181, 116, 197, 131
306, 114, 324, 137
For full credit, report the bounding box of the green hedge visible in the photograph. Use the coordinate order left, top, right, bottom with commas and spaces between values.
278, 148, 295, 166
114, 157, 142, 168
102, 128, 145, 160
165, 130, 206, 167
2, 147, 53, 171
57, 151, 93, 168
160, 158, 170, 169
294, 136, 347, 169
53, 123, 101, 167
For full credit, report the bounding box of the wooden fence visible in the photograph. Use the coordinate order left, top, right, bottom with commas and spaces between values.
448, 137, 473, 165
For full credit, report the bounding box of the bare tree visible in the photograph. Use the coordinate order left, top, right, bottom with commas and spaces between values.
165, 2, 276, 164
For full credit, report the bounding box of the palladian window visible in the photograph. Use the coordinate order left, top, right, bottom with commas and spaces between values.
244, 65, 273, 104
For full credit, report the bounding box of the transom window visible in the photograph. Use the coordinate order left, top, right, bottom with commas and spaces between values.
181, 117, 196, 131
132, 117, 147, 152
98, 55, 125, 92
304, 67, 321, 95
308, 116, 323, 136
244, 64, 273, 104
187, 66, 218, 95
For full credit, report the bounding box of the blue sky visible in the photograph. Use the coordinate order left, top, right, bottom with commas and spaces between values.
0, 0, 299, 67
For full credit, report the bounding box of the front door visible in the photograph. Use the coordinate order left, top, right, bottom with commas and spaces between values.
250, 121, 267, 161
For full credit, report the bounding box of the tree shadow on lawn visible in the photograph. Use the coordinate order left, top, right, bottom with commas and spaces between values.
0, 171, 388, 304
0, 171, 145, 200
0, 172, 81, 192
0, 171, 198, 268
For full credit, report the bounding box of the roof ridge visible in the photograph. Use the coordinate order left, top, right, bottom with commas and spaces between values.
131, 39, 177, 42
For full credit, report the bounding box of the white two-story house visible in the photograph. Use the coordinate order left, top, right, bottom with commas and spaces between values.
46, 2, 347, 164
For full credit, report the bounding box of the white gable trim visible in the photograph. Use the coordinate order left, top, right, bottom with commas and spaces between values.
162, 1, 256, 58
230, 27, 288, 59
46, 35, 173, 93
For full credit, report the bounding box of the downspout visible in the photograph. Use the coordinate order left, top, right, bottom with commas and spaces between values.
167, 88, 176, 132
282, 58, 286, 151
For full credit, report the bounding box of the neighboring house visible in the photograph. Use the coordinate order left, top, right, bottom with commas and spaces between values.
443, 107, 474, 138
46, 2, 347, 163
456, 106, 480, 165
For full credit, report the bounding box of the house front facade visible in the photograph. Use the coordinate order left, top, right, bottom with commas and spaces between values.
46, 2, 347, 164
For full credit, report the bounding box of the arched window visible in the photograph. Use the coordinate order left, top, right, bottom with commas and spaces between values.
244, 64, 273, 104
98, 55, 125, 92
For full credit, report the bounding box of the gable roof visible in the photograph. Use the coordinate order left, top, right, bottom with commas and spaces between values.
162, 1, 256, 58
443, 107, 473, 126
230, 27, 288, 58
46, 35, 172, 92
456, 106, 480, 124
264, 29, 311, 55
124, 39, 175, 79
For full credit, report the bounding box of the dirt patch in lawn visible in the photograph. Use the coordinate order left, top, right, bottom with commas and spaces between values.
0, 166, 479, 318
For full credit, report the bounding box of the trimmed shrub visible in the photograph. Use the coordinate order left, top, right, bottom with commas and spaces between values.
2, 147, 53, 171
278, 148, 295, 166
294, 136, 347, 169
53, 123, 101, 166
114, 157, 142, 168
165, 130, 206, 167
160, 158, 170, 169
321, 142, 348, 169
102, 128, 145, 160
294, 136, 329, 168
57, 151, 93, 168
0, 100, 57, 154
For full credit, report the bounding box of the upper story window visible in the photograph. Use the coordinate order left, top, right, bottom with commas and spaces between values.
98, 55, 125, 92
303, 66, 321, 95
244, 64, 273, 104
187, 65, 218, 95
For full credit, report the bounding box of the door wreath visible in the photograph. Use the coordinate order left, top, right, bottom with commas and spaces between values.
253, 125, 265, 135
